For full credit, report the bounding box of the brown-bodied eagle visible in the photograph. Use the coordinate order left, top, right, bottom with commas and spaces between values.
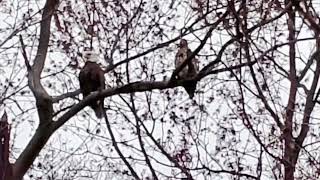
175, 39, 199, 98
79, 51, 105, 118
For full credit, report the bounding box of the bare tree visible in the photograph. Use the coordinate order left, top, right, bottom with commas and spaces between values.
1, 0, 320, 179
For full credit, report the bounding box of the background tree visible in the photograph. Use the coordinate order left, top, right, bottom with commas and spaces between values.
1, 0, 320, 179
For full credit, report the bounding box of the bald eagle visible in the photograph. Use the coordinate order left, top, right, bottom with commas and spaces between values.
79, 51, 105, 118
175, 39, 199, 99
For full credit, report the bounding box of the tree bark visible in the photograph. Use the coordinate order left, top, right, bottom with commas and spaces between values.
283, 2, 297, 179
11, 0, 58, 179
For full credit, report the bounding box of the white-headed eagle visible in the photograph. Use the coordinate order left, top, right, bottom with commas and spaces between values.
175, 39, 199, 99
79, 50, 105, 118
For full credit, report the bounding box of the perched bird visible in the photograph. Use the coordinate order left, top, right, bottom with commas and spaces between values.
79, 50, 105, 118
175, 39, 199, 99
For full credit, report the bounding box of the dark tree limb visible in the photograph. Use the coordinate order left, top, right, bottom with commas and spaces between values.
296, 49, 320, 146
11, 123, 54, 180
19, 35, 31, 71
52, 89, 80, 103
282, 2, 300, 179
11, 0, 59, 179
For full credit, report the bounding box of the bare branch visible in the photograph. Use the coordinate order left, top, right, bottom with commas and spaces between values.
11, 0, 58, 179
52, 89, 80, 103
296, 49, 320, 146
102, 112, 140, 180
19, 35, 31, 71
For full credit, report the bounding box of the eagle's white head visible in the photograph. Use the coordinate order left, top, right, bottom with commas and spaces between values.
83, 50, 99, 63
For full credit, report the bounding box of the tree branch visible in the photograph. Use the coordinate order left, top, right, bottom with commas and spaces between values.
52, 89, 80, 103
296, 49, 320, 146
12, 0, 58, 179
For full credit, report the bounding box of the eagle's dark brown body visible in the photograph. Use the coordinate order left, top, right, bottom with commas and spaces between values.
79, 60, 105, 118
175, 39, 199, 99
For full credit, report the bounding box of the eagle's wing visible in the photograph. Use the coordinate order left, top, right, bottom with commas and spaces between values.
94, 64, 105, 118
175, 47, 189, 78
98, 68, 105, 91
186, 48, 198, 77
175, 49, 182, 67
87, 63, 105, 91
79, 68, 87, 95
